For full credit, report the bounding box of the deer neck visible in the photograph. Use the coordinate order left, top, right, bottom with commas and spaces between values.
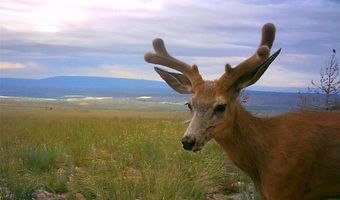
214, 102, 268, 185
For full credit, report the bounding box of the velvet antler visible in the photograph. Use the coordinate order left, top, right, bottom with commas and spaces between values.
144, 38, 203, 91
220, 23, 281, 90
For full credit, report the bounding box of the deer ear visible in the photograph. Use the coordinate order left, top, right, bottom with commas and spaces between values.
154, 67, 193, 94
236, 49, 281, 90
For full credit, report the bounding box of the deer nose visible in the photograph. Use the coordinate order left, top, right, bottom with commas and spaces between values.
181, 136, 196, 150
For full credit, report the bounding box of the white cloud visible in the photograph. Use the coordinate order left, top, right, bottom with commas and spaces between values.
185, 56, 246, 66
0, 0, 163, 33
177, 55, 247, 80
256, 64, 317, 87
80, 64, 158, 80
0, 61, 38, 70
0, 0, 339, 89
0, 61, 25, 69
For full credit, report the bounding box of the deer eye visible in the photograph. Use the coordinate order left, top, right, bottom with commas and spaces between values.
214, 104, 226, 114
185, 102, 193, 112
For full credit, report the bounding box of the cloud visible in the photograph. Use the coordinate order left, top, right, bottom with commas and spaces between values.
0, 61, 25, 69
0, 61, 38, 70
0, 0, 339, 89
256, 64, 316, 87
71, 64, 158, 80
0, 0, 162, 33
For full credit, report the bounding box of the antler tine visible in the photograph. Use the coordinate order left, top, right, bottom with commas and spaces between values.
233, 23, 276, 74
259, 23, 275, 49
144, 38, 204, 90
144, 38, 192, 75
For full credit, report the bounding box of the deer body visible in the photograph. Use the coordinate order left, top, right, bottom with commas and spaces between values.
145, 23, 340, 199
215, 102, 340, 199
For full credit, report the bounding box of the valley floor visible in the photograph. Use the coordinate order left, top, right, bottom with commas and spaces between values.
0, 105, 259, 200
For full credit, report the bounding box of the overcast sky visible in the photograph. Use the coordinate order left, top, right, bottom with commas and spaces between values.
0, 0, 339, 90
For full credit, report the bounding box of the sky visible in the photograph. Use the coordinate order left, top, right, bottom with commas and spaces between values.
0, 0, 339, 91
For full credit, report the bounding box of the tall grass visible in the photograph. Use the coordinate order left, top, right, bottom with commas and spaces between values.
0, 107, 254, 199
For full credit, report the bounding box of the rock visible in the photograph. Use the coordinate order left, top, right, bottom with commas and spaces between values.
225, 193, 242, 200
76, 193, 86, 200
33, 190, 66, 200
0, 186, 14, 199
205, 192, 242, 200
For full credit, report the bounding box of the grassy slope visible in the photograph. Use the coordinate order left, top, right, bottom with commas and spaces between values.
0, 106, 256, 200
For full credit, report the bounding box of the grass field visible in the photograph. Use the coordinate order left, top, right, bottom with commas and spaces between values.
0, 106, 258, 200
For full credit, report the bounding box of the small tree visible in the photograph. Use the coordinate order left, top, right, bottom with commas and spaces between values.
298, 49, 340, 110
240, 91, 249, 104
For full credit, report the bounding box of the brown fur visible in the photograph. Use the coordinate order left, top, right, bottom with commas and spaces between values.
186, 76, 340, 199
145, 23, 340, 200
211, 81, 340, 200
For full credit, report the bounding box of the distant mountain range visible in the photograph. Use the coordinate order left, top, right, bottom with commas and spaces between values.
0, 76, 305, 112
0, 76, 304, 97
0, 76, 177, 98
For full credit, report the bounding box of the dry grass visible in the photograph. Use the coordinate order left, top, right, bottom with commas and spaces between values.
0, 106, 256, 200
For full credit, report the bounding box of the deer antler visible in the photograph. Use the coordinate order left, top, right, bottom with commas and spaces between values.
242, 23, 276, 65
144, 38, 203, 90
222, 23, 281, 90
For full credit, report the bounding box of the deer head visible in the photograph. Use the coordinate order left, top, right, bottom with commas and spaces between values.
144, 23, 280, 152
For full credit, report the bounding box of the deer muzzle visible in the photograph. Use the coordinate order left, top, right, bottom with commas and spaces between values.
181, 136, 196, 150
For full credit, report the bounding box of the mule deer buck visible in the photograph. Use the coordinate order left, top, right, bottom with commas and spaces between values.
144, 23, 340, 200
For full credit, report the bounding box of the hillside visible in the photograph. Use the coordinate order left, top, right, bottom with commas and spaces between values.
0, 76, 303, 113
0, 76, 178, 98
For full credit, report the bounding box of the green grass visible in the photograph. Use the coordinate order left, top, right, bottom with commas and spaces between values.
0, 106, 255, 199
